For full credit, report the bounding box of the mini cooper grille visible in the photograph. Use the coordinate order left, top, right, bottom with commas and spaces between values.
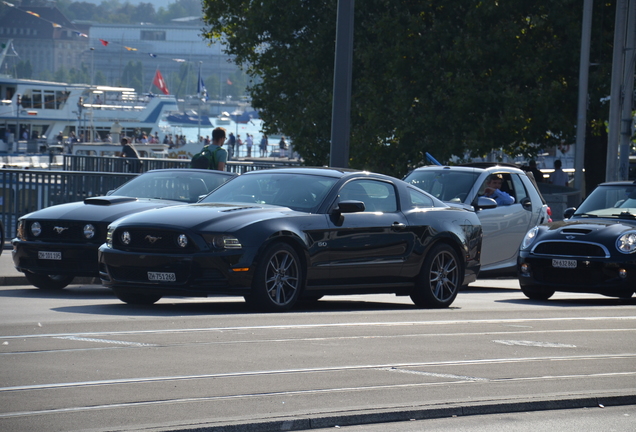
28, 221, 105, 243
532, 241, 608, 258
532, 265, 616, 286
113, 228, 197, 253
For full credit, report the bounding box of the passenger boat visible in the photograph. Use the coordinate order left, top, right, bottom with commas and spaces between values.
0, 76, 179, 151
164, 110, 212, 127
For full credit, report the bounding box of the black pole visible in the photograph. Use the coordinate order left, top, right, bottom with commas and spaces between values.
329, 0, 354, 168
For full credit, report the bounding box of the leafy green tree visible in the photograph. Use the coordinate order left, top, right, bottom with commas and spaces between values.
200, 0, 615, 179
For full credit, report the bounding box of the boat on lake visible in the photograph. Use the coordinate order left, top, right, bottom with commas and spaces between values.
0, 76, 179, 151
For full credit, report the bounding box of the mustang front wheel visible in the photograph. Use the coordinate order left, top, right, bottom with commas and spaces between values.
411, 244, 460, 308
520, 285, 555, 300
251, 242, 303, 312
113, 289, 162, 305
25, 272, 75, 290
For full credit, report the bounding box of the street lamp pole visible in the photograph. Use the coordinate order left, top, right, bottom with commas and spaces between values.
90, 47, 95, 86
15, 93, 21, 153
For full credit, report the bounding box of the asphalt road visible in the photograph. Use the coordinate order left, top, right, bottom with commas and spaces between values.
0, 271, 635, 432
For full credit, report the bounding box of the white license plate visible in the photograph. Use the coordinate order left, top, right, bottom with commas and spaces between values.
147, 271, 176, 282
552, 259, 577, 269
38, 251, 61, 260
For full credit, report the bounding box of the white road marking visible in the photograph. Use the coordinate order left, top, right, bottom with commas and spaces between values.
377, 367, 489, 381
54, 336, 156, 347
493, 340, 577, 348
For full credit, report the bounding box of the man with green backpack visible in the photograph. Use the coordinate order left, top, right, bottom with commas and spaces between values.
191, 127, 228, 171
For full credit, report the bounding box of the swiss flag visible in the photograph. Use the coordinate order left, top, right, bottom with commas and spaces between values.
153, 69, 169, 95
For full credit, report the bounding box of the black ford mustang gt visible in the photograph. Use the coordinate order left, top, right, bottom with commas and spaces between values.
13, 169, 236, 289
518, 180, 636, 300
99, 167, 483, 311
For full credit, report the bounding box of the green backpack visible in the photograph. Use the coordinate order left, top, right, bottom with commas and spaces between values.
191, 145, 220, 169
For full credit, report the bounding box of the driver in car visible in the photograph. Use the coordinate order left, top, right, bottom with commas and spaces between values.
482, 174, 515, 206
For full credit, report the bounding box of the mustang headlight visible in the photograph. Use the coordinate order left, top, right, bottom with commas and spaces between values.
521, 226, 539, 250
83, 224, 96, 239
616, 231, 636, 254
31, 222, 42, 237
106, 226, 114, 247
210, 235, 242, 250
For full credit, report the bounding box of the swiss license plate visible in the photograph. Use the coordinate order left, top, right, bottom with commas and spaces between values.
38, 251, 61, 260
552, 259, 577, 269
147, 271, 176, 282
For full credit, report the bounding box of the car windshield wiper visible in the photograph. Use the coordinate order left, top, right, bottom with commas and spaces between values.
574, 213, 599, 218
612, 211, 636, 219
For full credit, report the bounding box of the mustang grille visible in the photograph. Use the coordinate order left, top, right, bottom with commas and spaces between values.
113, 228, 198, 253
29, 221, 106, 243
532, 241, 609, 258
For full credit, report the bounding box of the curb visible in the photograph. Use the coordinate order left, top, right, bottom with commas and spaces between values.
139, 393, 636, 431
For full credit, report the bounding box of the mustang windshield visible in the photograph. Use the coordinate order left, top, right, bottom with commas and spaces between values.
405, 170, 479, 202
575, 185, 636, 217
201, 173, 338, 212
112, 171, 232, 203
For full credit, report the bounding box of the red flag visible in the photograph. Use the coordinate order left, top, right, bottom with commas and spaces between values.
99, 39, 109, 46
226, 78, 233, 85
153, 69, 169, 95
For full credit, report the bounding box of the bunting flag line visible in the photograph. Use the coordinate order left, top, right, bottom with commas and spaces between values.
149, 53, 157, 58
26, 11, 40, 17
125, 46, 137, 51
153, 69, 169, 95
99, 39, 109, 46
52, 23, 62, 28
173, 58, 186, 62
227, 79, 233, 85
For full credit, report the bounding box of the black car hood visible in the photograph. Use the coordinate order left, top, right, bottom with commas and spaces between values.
542, 218, 636, 242
20, 196, 181, 223
112, 202, 301, 232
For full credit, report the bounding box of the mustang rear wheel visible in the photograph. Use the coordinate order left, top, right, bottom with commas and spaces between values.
520, 285, 555, 300
251, 242, 303, 312
25, 272, 75, 290
113, 289, 162, 305
411, 244, 460, 308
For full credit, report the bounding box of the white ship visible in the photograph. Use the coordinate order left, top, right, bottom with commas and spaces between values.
0, 76, 179, 152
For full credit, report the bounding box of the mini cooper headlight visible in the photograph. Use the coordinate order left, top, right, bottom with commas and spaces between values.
616, 231, 636, 254
521, 226, 539, 250
31, 222, 42, 237
83, 224, 96, 239
211, 235, 242, 250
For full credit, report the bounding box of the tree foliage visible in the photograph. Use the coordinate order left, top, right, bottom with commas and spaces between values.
200, 0, 615, 177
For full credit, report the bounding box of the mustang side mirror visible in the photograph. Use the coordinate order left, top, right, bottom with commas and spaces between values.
474, 196, 497, 210
335, 200, 365, 214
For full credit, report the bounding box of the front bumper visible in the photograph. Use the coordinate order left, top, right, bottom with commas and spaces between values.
518, 251, 636, 295
98, 245, 253, 297
12, 239, 100, 277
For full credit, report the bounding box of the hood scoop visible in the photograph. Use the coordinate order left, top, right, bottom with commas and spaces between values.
222, 205, 261, 213
560, 227, 593, 235
84, 196, 139, 206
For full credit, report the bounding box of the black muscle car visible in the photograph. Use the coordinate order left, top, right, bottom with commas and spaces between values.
98, 167, 483, 311
518, 181, 636, 300
12, 169, 236, 289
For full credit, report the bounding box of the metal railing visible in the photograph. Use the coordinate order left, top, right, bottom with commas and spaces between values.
1, 155, 301, 242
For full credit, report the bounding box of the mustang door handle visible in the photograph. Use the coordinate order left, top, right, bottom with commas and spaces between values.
391, 222, 406, 231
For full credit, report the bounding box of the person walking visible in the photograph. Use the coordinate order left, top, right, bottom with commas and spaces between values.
259, 134, 268, 157
245, 133, 253, 157
120, 137, 142, 173
549, 159, 569, 187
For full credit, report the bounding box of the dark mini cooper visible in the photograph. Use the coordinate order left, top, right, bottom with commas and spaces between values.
13, 169, 236, 289
98, 168, 484, 311
518, 181, 636, 300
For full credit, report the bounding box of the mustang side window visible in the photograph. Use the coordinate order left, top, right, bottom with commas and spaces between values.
338, 180, 397, 213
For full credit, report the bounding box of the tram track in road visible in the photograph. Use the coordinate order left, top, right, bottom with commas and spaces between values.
1, 289, 636, 431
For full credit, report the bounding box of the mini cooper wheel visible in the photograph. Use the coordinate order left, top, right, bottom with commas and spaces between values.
520, 284, 555, 300
113, 290, 162, 305
25, 272, 75, 290
410, 244, 460, 308
251, 242, 303, 312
